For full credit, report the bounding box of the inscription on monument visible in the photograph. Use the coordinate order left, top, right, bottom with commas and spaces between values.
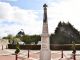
42, 40, 48, 43
42, 37, 48, 48
43, 28, 48, 33
42, 44, 47, 48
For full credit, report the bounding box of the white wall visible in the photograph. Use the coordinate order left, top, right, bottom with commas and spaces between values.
0, 39, 9, 46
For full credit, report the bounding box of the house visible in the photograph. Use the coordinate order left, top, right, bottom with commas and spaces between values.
0, 39, 9, 45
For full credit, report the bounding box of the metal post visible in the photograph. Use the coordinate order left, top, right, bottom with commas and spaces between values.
2, 45, 3, 50
21, 29, 24, 42
57, 45, 58, 50
19, 45, 20, 48
62, 49, 63, 58
22, 37, 23, 39
31, 45, 32, 50
69, 32, 70, 49
28, 49, 29, 58
6, 45, 7, 49
73, 54, 76, 60
22, 36, 23, 42
16, 54, 17, 60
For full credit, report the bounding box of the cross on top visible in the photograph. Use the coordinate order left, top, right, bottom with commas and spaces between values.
43, 4, 47, 8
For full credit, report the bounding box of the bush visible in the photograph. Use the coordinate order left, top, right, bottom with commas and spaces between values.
15, 42, 20, 54
71, 41, 76, 54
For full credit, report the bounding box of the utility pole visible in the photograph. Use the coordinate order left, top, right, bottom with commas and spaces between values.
69, 32, 70, 49
21, 29, 24, 42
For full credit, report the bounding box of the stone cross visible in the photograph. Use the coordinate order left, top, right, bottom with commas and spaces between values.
43, 4, 47, 8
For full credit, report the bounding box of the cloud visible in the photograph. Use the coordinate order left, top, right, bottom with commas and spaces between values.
1, 0, 80, 38
0, 1, 42, 38
0, 21, 42, 38
0, 0, 17, 1
0, 2, 39, 24
7, 0, 17, 1
48, 0, 80, 33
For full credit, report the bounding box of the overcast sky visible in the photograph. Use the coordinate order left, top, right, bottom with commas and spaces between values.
0, 0, 80, 38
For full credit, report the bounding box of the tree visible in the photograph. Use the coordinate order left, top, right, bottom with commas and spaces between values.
2, 37, 8, 39
12, 37, 20, 44
58, 21, 62, 27
16, 31, 25, 41
7, 34, 13, 39
23, 34, 41, 44
50, 21, 80, 44
71, 41, 76, 54
15, 42, 20, 54
50, 34, 55, 44
7, 34, 13, 44
13, 37, 20, 41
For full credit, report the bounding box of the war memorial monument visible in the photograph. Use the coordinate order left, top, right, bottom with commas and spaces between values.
40, 4, 51, 60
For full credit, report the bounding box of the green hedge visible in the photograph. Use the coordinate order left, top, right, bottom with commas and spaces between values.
8, 44, 41, 50
8, 44, 80, 50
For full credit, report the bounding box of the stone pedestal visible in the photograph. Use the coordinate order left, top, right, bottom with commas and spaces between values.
40, 49, 51, 60
40, 34, 51, 60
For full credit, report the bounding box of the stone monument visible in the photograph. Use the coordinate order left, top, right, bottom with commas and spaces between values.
40, 4, 51, 60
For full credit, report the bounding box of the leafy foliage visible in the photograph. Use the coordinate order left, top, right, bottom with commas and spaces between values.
2, 34, 20, 44
50, 21, 80, 44
12, 37, 20, 44
23, 34, 41, 44
2, 37, 8, 39
13, 37, 20, 41
7, 34, 13, 44
16, 31, 25, 41
15, 42, 20, 54
7, 34, 13, 40
71, 41, 76, 54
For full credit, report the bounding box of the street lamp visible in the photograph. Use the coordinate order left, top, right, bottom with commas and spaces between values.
69, 31, 70, 49
69, 32, 70, 44
21, 34, 23, 42
21, 29, 24, 42
63, 31, 71, 49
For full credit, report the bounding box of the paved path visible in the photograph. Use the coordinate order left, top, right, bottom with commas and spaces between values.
0, 45, 80, 60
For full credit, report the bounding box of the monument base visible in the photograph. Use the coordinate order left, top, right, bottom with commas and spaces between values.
40, 49, 51, 60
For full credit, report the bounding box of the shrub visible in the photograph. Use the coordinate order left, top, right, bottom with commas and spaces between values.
15, 42, 20, 54
71, 41, 76, 54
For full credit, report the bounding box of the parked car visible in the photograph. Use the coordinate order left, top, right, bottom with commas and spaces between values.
31, 42, 35, 44
37, 41, 41, 45
19, 41, 25, 44
13, 40, 25, 44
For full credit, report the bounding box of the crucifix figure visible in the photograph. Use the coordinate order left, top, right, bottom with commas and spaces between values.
43, 4, 47, 23
44, 15, 47, 23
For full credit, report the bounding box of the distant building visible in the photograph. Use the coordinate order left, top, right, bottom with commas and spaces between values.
0, 39, 9, 45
